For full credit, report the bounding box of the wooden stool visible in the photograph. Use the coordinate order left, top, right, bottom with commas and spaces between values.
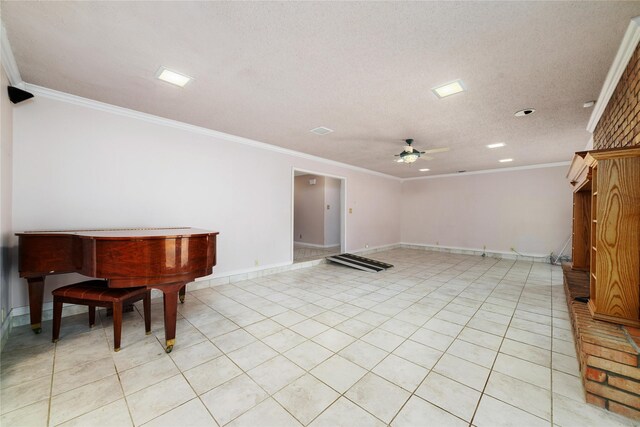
52, 280, 151, 352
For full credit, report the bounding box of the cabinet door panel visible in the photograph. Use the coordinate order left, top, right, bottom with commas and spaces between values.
594, 158, 640, 323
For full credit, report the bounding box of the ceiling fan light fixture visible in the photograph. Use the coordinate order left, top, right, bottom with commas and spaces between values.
432, 80, 465, 98
400, 151, 420, 163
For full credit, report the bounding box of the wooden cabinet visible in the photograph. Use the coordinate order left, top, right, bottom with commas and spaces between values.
567, 151, 595, 270
569, 147, 640, 327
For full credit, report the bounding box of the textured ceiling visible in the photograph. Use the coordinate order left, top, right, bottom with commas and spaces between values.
3, 1, 640, 178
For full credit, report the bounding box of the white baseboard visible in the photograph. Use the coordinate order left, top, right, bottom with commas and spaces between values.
400, 242, 551, 263
351, 243, 402, 255
7, 242, 551, 329
293, 242, 339, 249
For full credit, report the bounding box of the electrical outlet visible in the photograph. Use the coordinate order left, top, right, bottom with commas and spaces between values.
327, 204, 330, 210
349, 208, 353, 214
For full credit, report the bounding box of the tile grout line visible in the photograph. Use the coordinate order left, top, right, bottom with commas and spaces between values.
388, 257, 526, 426
550, 263, 555, 426
464, 265, 553, 425
2, 251, 576, 427
201, 252, 501, 425
468, 260, 536, 426
2, 254, 484, 424
304, 254, 505, 426
50, 320, 125, 427
47, 336, 57, 427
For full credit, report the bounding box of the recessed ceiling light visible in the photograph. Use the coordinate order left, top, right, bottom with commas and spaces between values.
514, 108, 535, 117
156, 67, 192, 87
499, 158, 513, 163
432, 80, 465, 98
583, 101, 596, 108
310, 126, 334, 135
487, 143, 506, 149
419, 168, 430, 172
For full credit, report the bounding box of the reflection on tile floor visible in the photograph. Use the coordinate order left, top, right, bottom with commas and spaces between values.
1, 249, 636, 426
293, 244, 340, 263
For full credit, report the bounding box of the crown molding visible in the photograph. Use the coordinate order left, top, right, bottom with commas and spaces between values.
0, 22, 24, 88
23, 83, 402, 182
401, 161, 571, 181
587, 16, 640, 133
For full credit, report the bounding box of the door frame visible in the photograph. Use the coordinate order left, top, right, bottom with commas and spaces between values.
291, 168, 346, 263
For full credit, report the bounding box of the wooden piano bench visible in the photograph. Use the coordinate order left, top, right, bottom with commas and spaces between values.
52, 280, 151, 352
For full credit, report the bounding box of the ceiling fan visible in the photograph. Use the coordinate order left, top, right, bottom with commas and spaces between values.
395, 139, 449, 163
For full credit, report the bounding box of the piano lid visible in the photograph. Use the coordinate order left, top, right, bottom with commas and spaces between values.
16, 227, 219, 239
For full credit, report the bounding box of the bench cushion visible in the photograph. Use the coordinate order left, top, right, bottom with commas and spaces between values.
52, 280, 148, 303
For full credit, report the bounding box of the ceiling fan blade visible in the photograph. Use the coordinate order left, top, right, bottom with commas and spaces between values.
422, 147, 450, 154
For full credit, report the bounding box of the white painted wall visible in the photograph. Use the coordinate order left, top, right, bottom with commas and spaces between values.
1, 67, 14, 334
401, 166, 573, 257
324, 177, 341, 246
294, 175, 325, 245
9, 93, 402, 309
7, 87, 574, 313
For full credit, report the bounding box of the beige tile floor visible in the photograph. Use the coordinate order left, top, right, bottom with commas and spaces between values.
293, 244, 340, 263
1, 248, 637, 427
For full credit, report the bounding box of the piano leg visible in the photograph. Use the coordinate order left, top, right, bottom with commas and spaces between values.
160, 283, 184, 353
27, 277, 45, 334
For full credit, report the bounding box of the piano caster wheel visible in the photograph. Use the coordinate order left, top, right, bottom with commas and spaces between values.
179, 295, 185, 304
114, 347, 121, 352
165, 339, 175, 353
32, 324, 42, 334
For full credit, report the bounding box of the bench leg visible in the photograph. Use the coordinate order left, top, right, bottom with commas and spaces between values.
113, 303, 122, 352
88, 305, 96, 327
143, 291, 151, 335
52, 299, 63, 343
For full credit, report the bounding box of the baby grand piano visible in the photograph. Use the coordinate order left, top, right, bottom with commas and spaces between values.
16, 227, 219, 352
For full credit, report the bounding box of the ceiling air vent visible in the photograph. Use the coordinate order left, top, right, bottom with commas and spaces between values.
310, 127, 334, 135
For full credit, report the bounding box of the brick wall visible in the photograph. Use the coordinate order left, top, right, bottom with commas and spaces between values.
563, 265, 640, 419
593, 44, 640, 149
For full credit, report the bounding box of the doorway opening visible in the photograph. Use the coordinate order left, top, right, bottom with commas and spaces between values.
292, 169, 345, 263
